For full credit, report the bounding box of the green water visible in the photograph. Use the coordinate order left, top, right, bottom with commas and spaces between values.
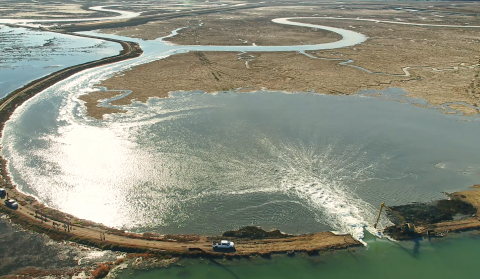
116, 233, 480, 279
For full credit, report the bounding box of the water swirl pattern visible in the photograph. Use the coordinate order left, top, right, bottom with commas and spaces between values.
2, 10, 480, 242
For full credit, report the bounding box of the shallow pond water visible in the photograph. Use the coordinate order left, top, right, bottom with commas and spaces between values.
1, 16, 480, 278
2, 25, 480, 241
3, 88, 480, 240
0, 25, 122, 98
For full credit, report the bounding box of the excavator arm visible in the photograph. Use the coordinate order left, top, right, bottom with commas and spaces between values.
374, 202, 385, 229
374, 202, 407, 228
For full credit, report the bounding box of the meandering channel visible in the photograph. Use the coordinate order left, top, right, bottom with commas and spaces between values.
0, 6, 140, 25
2, 5, 480, 253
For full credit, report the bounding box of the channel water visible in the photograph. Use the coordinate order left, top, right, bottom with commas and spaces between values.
116, 232, 480, 279
0, 25, 122, 98
1, 16, 480, 278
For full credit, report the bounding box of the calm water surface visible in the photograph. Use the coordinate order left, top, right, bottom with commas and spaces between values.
0, 25, 121, 98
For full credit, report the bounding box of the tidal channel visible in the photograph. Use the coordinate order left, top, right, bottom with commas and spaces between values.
1, 15, 480, 278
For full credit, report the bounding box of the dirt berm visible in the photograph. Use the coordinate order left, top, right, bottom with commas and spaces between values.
383, 185, 480, 240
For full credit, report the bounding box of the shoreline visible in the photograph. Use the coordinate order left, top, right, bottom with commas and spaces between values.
0, 27, 143, 114
1, 25, 480, 262
0, 26, 362, 259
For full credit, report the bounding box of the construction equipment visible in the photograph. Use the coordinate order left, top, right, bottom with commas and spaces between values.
374, 202, 415, 233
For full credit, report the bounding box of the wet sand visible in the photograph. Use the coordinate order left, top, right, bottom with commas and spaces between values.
437, 185, 480, 233
381, 185, 480, 240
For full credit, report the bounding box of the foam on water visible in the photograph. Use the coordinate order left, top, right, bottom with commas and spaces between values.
5, 18, 479, 242
253, 138, 392, 241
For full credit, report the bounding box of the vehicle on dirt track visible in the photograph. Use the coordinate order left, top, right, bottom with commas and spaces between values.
213, 240, 234, 249
4, 199, 18, 210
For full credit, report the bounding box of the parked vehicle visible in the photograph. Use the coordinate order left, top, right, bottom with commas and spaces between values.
4, 199, 18, 210
213, 240, 235, 249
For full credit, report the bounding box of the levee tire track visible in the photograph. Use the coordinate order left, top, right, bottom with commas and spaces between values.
194, 51, 245, 84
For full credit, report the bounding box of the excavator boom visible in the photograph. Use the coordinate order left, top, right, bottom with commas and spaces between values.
374, 202, 385, 228
374, 202, 407, 229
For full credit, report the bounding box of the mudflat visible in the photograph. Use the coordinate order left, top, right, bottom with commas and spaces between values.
383, 185, 480, 240
0, 0, 110, 19
85, 2, 480, 119
2, 0, 480, 263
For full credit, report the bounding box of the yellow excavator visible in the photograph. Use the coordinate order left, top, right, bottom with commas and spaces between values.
374, 202, 416, 233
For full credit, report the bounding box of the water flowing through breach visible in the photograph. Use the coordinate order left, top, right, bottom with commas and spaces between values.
9, 79, 480, 240
3, 16, 480, 241
263, 140, 387, 240
4, 88, 395, 239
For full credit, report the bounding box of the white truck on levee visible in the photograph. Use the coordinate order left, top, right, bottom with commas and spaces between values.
213, 240, 235, 249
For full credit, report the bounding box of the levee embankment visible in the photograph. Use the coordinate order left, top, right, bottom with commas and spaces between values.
0, 27, 362, 259
383, 185, 480, 240
1, 24, 480, 260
